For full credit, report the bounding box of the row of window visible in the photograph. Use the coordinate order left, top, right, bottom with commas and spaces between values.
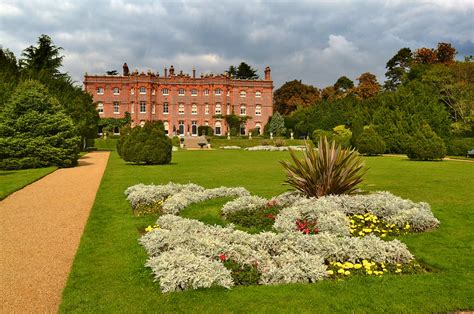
137, 120, 262, 136
98, 102, 262, 116
96, 86, 262, 97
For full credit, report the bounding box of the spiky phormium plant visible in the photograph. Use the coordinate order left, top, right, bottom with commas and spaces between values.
280, 137, 367, 198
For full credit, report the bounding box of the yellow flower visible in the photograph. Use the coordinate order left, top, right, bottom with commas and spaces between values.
381, 234, 387, 238
395, 269, 402, 273
145, 225, 153, 232
344, 270, 350, 276
359, 231, 365, 236
343, 262, 354, 269
405, 224, 410, 229
338, 268, 345, 274
327, 270, 334, 275
363, 228, 372, 233
366, 270, 373, 275
354, 264, 362, 269
336, 262, 343, 267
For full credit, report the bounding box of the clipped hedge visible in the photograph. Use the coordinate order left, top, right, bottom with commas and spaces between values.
406, 124, 446, 160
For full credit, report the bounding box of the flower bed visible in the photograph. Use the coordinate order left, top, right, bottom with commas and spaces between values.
126, 182, 439, 293
244, 145, 306, 151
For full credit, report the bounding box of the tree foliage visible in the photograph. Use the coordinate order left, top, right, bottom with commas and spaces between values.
357, 126, 386, 156
268, 112, 287, 136
118, 121, 172, 164
0, 80, 80, 169
406, 124, 446, 160
227, 62, 259, 79
384, 47, 412, 90
273, 80, 320, 115
354, 72, 380, 99
19, 34, 65, 79
334, 76, 354, 93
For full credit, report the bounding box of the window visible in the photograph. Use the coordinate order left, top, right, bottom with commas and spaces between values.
256, 91, 261, 97
178, 121, 185, 135
215, 103, 221, 115
113, 127, 120, 135
163, 102, 169, 114
178, 88, 185, 96
131, 88, 134, 95
240, 105, 246, 115
152, 102, 155, 114
227, 90, 230, 96
163, 121, 169, 135
240, 90, 246, 97
255, 104, 261, 116
215, 121, 222, 135
240, 124, 246, 135
113, 87, 120, 95
226, 103, 230, 115
140, 101, 146, 113
113, 101, 119, 114
97, 102, 104, 114
192, 104, 198, 115
205, 103, 209, 115
215, 88, 221, 96
178, 103, 184, 114
131, 102, 134, 113
152, 89, 156, 95
139, 86, 146, 94
205, 121, 209, 126
204, 89, 209, 96
191, 121, 198, 136
255, 123, 262, 135
191, 89, 197, 96
162, 88, 169, 95
97, 87, 104, 94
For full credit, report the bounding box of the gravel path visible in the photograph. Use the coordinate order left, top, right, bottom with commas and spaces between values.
0, 152, 110, 313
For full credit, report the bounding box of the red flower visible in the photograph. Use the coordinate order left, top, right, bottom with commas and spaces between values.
266, 213, 275, 220
219, 254, 227, 262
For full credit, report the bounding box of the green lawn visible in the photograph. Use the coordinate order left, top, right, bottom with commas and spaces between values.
60, 151, 474, 313
0, 167, 56, 200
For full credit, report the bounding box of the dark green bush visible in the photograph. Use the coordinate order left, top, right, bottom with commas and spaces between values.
117, 121, 172, 164
406, 124, 447, 160
446, 137, 474, 156
0, 80, 80, 170
312, 129, 333, 146
357, 126, 386, 155
197, 125, 214, 136
225, 205, 281, 230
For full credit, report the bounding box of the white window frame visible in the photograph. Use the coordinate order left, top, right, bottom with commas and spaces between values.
131, 103, 134, 113
255, 104, 262, 116
191, 89, 198, 96
178, 88, 185, 96
162, 88, 169, 95
140, 101, 146, 113
113, 101, 120, 114
97, 87, 104, 95
240, 91, 246, 97
192, 104, 198, 115
152, 89, 156, 95
139, 86, 146, 94
97, 102, 104, 114
215, 88, 221, 96
163, 102, 169, 114
131, 88, 135, 95
215, 121, 222, 135
152, 103, 155, 114
178, 104, 184, 114
205, 103, 209, 115
204, 89, 209, 96
256, 91, 261, 97
113, 87, 120, 95
215, 103, 221, 115
164, 121, 169, 135
227, 90, 230, 96
240, 105, 246, 116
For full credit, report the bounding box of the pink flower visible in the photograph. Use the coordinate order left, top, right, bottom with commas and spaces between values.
219, 254, 227, 262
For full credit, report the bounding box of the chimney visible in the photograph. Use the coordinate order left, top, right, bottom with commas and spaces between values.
192, 68, 196, 78
169, 65, 175, 76
264, 66, 271, 80
123, 62, 130, 76
164, 67, 168, 77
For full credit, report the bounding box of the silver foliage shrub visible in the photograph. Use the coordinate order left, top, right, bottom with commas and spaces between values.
221, 195, 268, 218
145, 247, 234, 293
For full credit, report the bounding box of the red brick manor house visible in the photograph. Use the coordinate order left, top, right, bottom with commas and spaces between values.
84, 63, 273, 136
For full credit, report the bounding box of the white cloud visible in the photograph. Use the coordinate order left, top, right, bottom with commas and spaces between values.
0, 2, 22, 17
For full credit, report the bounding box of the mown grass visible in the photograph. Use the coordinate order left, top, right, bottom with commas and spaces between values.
60, 150, 474, 313
0, 167, 56, 200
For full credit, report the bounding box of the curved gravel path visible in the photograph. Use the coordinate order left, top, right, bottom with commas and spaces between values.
0, 152, 110, 313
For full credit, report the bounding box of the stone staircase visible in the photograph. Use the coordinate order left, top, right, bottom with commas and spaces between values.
183, 136, 209, 149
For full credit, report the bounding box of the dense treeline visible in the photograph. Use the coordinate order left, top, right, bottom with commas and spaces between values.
0, 35, 99, 169
274, 43, 473, 157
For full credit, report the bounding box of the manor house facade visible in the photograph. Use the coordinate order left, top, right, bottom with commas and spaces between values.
84, 63, 273, 136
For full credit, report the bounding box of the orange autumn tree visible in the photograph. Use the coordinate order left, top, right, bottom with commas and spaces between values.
354, 72, 380, 99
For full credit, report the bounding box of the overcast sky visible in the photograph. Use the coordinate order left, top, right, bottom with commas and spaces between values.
1, 0, 473, 88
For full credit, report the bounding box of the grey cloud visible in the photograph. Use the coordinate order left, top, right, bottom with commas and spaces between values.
1, 0, 473, 88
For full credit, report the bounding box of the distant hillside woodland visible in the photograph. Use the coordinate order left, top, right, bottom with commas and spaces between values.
273, 43, 473, 156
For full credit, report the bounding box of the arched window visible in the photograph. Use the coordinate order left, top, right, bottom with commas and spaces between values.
255, 104, 261, 116
191, 121, 198, 136
240, 90, 246, 97
255, 90, 261, 97
255, 123, 262, 135
97, 102, 104, 114
215, 121, 222, 135
240, 105, 246, 115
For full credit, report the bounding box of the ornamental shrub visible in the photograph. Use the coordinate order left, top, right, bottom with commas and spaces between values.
312, 129, 333, 145
332, 125, 352, 148
118, 121, 172, 164
0, 80, 80, 170
446, 137, 474, 156
198, 125, 214, 136
357, 126, 386, 155
406, 124, 446, 160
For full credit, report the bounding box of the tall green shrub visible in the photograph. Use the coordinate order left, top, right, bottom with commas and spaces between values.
268, 112, 287, 136
357, 126, 386, 156
0, 80, 80, 169
406, 124, 447, 160
332, 125, 352, 148
118, 121, 172, 164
